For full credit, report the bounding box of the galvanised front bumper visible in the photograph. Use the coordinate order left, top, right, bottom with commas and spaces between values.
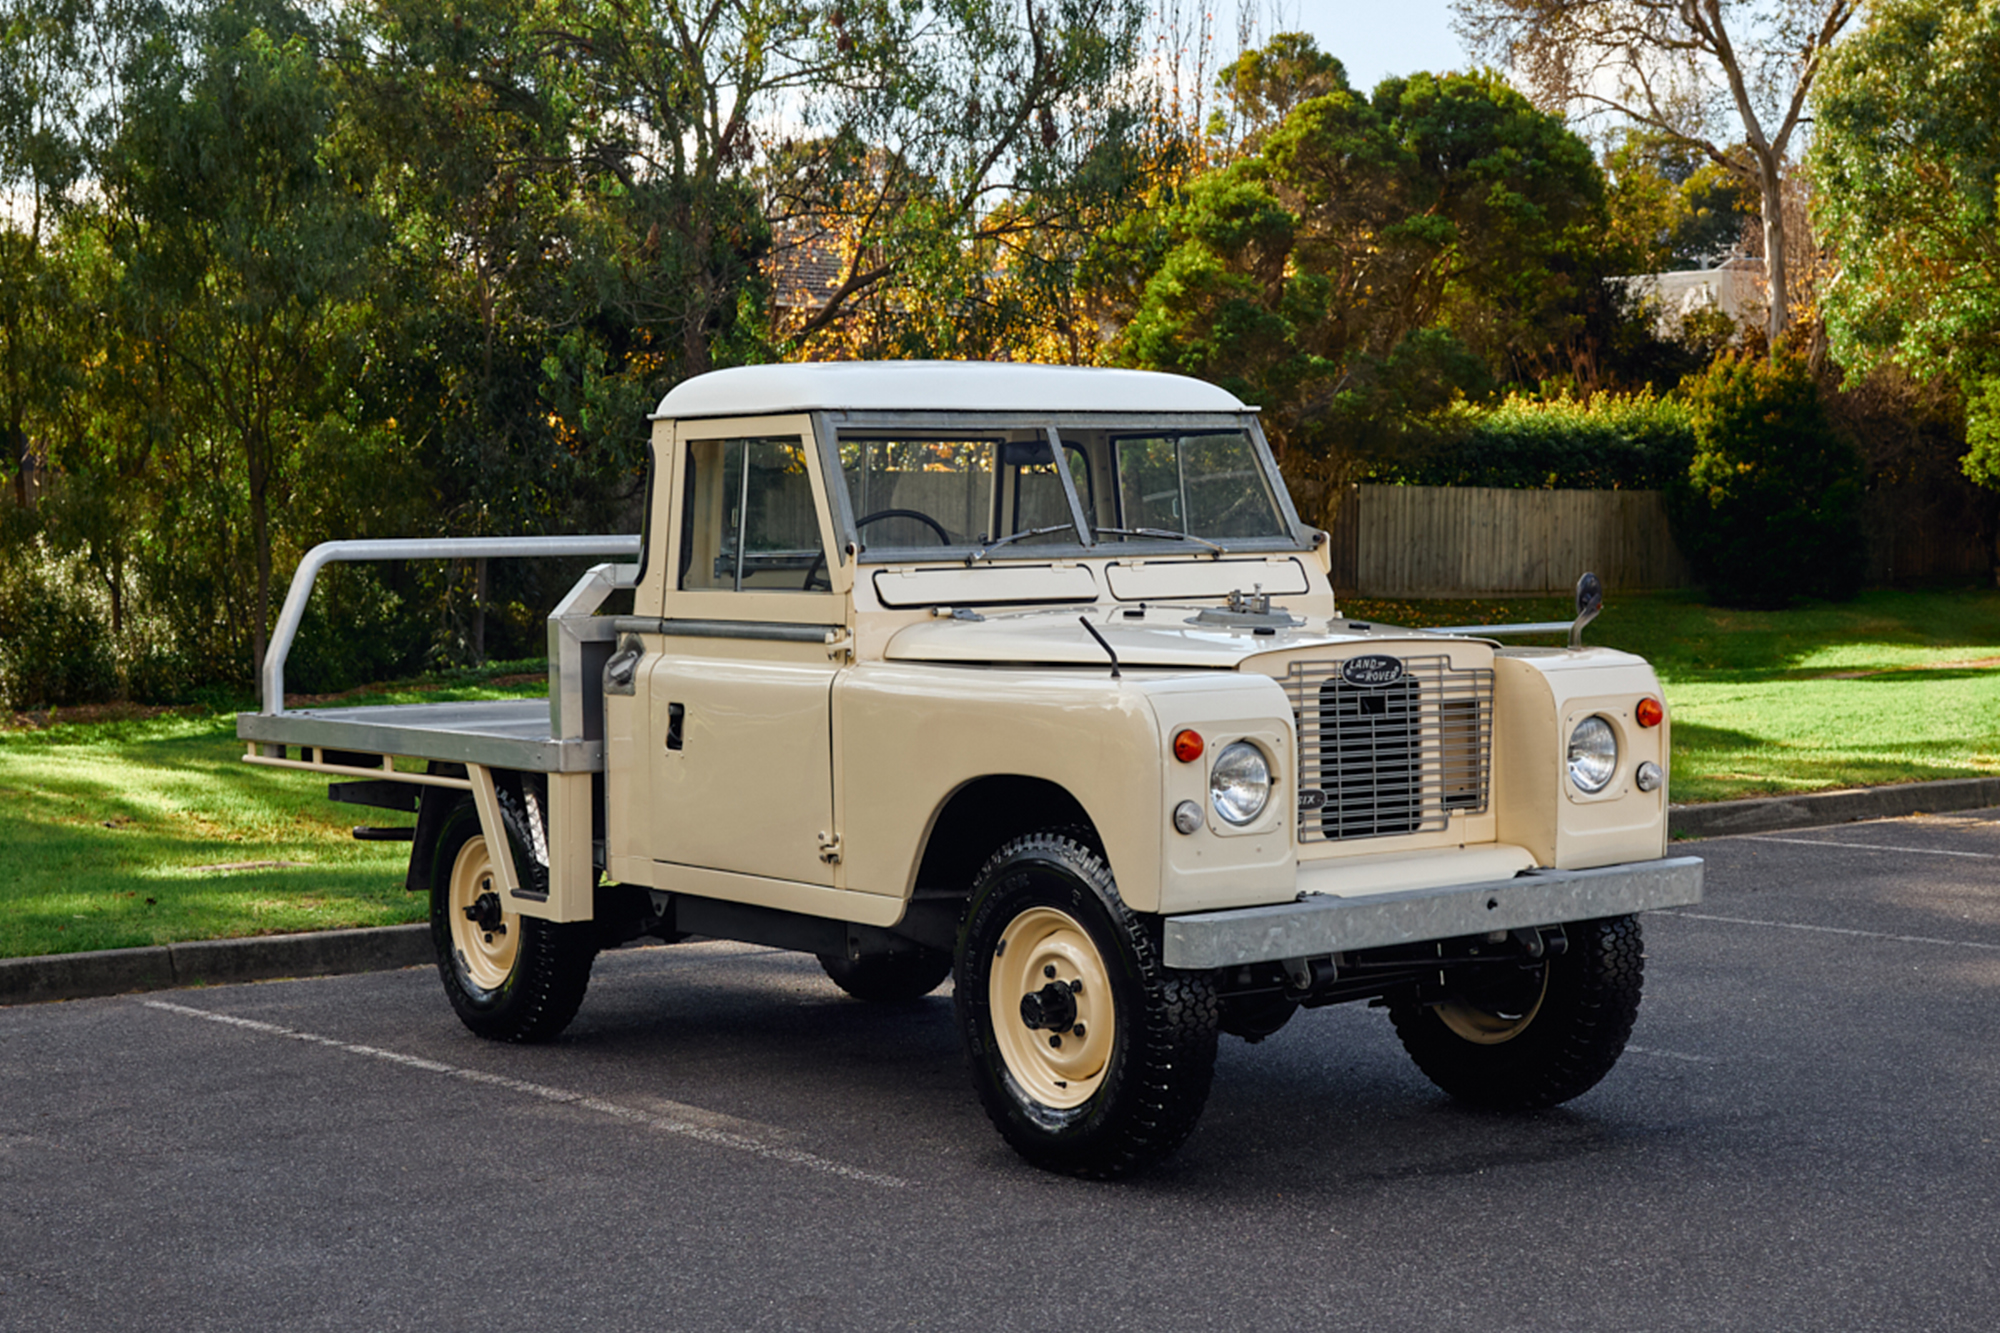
1160, 856, 1704, 970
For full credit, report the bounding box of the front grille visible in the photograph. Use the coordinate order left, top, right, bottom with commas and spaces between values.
1287, 655, 1493, 842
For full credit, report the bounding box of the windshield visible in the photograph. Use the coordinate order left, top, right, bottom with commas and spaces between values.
1107, 432, 1290, 541
830, 417, 1296, 559
838, 431, 1086, 554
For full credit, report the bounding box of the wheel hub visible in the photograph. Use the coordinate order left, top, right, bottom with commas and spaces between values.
1019, 979, 1080, 1032
446, 835, 520, 992
462, 891, 508, 937
988, 906, 1114, 1111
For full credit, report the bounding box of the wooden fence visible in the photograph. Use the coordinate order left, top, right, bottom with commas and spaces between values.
1326, 485, 1691, 595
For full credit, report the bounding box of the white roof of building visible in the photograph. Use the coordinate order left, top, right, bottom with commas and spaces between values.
653, 361, 1249, 418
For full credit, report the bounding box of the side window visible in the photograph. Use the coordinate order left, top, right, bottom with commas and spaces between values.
678, 436, 829, 592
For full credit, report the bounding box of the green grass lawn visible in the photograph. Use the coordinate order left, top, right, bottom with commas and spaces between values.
5, 591, 1998, 961
0, 669, 546, 961
1343, 587, 2000, 804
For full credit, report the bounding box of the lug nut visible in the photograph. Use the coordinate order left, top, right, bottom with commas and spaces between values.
1048, 1034, 1062, 1048
1073, 1023, 1086, 1038
1044, 964, 1056, 978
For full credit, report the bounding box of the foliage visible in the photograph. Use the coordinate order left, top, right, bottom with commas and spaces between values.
0, 546, 118, 709
1116, 43, 1611, 523
1968, 380, 2000, 491
1603, 130, 1756, 274
0, 0, 1160, 705
1810, 0, 2000, 506
758, 0, 1151, 362
1668, 349, 1866, 608
1370, 391, 1694, 490
1455, 0, 1862, 346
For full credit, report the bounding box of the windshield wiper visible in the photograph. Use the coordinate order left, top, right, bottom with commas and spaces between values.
1091, 526, 1225, 558
964, 524, 1077, 566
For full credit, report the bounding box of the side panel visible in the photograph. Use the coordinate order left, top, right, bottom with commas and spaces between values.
834, 666, 1167, 909
1136, 673, 1299, 914
645, 637, 841, 886
1492, 650, 1671, 869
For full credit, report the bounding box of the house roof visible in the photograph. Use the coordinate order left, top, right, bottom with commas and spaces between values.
653, 361, 1250, 418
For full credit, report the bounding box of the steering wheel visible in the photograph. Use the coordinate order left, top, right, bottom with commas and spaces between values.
805, 508, 952, 590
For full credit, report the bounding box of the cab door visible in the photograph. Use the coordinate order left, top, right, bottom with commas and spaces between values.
644, 415, 848, 887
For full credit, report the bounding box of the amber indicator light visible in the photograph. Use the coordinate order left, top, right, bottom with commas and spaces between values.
1173, 729, 1205, 763
1635, 697, 1664, 729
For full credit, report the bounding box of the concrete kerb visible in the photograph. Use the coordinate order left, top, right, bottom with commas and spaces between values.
0, 923, 432, 1007
6, 776, 1999, 1007
1670, 776, 2000, 840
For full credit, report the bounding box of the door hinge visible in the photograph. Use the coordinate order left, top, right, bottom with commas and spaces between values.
817, 831, 843, 865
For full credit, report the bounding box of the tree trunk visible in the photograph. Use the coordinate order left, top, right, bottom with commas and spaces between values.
249, 432, 271, 681
473, 557, 488, 665
1758, 154, 1789, 347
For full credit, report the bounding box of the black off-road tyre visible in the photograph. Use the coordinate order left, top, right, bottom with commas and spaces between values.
1388, 913, 1645, 1109
817, 948, 954, 1002
429, 798, 597, 1043
955, 832, 1219, 1179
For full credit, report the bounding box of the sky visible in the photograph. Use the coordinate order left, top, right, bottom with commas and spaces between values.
1230, 0, 1473, 91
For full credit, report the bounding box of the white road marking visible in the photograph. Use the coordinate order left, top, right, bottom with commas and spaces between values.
1625, 1044, 1721, 1065
1658, 911, 2000, 953
141, 999, 910, 1189
1739, 835, 1998, 860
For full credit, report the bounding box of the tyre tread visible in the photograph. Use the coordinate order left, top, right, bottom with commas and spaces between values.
1389, 914, 1645, 1110
957, 831, 1218, 1179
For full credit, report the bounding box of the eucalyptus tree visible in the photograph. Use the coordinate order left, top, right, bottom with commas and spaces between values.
0, 0, 92, 520
100, 0, 386, 672
1454, 0, 1861, 347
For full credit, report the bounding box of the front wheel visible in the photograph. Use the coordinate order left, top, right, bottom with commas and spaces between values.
430, 799, 597, 1042
955, 832, 1218, 1178
1388, 914, 1645, 1109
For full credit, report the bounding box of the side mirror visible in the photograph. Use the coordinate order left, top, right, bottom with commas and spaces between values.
1570, 572, 1603, 649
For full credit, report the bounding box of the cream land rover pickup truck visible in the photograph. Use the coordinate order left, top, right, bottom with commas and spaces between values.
239, 361, 1702, 1178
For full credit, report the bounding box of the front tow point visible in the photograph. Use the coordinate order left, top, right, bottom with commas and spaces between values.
1019, 980, 1079, 1033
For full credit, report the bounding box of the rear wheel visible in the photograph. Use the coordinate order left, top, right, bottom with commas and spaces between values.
955, 832, 1218, 1178
816, 948, 954, 1003
430, 800, 596, 1042
1388, 914, 1644, 1109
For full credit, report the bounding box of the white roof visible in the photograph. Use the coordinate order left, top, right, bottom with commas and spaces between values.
653, 361, 1249, 418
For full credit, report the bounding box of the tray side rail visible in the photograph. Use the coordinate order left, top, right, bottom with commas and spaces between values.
260, 535, 641, 717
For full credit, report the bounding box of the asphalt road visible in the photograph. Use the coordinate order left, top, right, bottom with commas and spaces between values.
4, 810, 1998, 1332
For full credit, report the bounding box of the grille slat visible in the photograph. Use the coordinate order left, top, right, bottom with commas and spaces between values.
1288, 655, 1493, 842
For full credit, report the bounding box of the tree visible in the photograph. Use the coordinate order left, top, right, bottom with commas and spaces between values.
1669, 347, 1864, 607
1455, 0, 1860, 347
756, 0, 1152, 359
101, 0, 387, 673
1603, 129, 1755, 274
0, 0, 93, 520
1117, 48, 1609, 522
1810, 0, 2000, 499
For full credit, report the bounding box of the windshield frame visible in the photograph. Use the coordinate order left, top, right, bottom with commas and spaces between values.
812, 410, 1311, 564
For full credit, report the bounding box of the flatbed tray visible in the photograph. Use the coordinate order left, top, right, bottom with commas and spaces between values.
237, 699, 598, 773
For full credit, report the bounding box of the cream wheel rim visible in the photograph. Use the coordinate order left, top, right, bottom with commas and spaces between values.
989, 906, 1114, 1110
447, 834, 519, 992
1436, 966, 1549, 1045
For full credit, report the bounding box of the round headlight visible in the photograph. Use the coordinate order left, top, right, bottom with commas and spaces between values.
1210, 742, 1271, 825
1567, 716, 1619, 793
